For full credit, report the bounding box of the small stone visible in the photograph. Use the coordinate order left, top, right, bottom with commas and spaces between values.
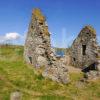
84, 71, 99, 80
10, 91, 21, 100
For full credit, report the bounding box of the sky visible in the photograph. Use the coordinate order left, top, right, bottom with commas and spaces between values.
0, 0, 100, 47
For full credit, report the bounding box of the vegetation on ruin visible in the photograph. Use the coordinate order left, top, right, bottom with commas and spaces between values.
0, 45, 100, 100
84, 25, 96, 34
33, 8, 45, 22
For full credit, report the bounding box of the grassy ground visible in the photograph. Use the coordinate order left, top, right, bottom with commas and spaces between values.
0, 45, 100, 100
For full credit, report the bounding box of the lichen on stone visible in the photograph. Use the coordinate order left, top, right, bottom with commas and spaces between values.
82, 25, 96, 35
32, 8, 45, 22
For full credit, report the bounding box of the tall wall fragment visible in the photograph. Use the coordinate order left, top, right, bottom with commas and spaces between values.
24, 8, 69, 84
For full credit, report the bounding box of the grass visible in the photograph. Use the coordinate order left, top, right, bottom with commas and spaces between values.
0, 45, 100, 100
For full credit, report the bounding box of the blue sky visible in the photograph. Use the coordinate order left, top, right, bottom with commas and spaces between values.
0, 0, 100, 47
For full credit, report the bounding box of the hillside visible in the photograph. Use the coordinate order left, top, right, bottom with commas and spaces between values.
0, 45, 100, 100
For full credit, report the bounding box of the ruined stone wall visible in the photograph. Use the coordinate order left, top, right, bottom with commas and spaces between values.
24, 9, 51, 67
71, 26, 98, 68
97, 46, 100, 58
24, 8, 69, 84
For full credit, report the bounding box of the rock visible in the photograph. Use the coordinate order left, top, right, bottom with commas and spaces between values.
85, 71, 100, 80
10, 91, 21, 100
43, 61, 69, 84
37, 56, 48, 66
35, 47, 45, 55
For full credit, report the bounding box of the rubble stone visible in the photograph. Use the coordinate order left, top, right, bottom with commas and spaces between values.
85, 71, 100, 80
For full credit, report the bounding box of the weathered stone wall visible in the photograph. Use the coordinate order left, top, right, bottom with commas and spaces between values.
97, 46, 100, 58
24, 9, 52, 67
71, 26, 98, 68
24, 8, 69, 84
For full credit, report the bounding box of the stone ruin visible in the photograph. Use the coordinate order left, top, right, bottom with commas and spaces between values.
71, 26, 98, 68
24, 8, 69, 84
24, 8, 100, 83
70, 26, 100, 80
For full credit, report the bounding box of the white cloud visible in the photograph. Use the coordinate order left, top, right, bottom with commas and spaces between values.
0, 32, 21, 44
5, 32, 21, 40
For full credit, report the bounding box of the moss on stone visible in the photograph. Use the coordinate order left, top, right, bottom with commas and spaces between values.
32, 8, 45, 22
84, 25, 96, 35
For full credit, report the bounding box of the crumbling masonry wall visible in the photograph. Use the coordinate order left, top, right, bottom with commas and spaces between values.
24, 8, 51, 67
24, 8, 69, 84
71, 26, 98, 68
